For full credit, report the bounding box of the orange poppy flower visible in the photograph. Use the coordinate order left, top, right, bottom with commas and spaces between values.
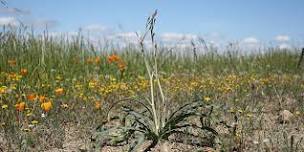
87, 56, 101, 64
8, 59, 16, 66
94, 57, 101, 64
117, 61, 126, 71
15, 102, 26, 112
39, 95, 46, 103
20, 69, 28, 76
107, 54, 120, 63
27, 93, 37, 101
41, 100, 52, 112
95, 101, 101, 109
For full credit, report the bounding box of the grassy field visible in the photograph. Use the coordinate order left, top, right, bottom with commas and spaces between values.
0, 23, 304, 152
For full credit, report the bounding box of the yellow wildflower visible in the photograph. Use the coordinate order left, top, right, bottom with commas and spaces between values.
55, 88, 64, 96
204, 96, 211, 102
41, 100, 52, 112
31, 120, 39, 124
61, 103, 69, 109
1, 104, 8, 109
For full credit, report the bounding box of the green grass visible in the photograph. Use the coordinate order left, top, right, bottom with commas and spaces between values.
0, 28, 302, 79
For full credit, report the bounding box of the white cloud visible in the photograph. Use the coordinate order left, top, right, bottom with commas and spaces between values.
0, 17, 19, 26
240, 37, 261, 51
274, 35, 291, 50
31, 19, 58, 29
209, 40, 216, 45
275, 35, 290, 42
48, 31, 79, 39
110, 32, 139, 44
242, 37, 259, 44
278, 43, 291, 49
161, 33, 197, 43
115, 32, 138, 39
83, 24, 107, 33
91, 32, 140, 48
0, 7, 30, 15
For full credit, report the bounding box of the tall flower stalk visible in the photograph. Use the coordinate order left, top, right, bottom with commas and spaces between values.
92, 10, 218, 152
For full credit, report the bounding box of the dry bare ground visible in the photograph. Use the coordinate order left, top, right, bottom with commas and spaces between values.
1, 94, 304, 152
0, 117, 303, 152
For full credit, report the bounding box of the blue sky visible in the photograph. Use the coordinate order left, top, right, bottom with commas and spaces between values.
1, 0, 304, 49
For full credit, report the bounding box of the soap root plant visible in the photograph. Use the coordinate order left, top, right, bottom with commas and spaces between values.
91, 10, 218, 151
